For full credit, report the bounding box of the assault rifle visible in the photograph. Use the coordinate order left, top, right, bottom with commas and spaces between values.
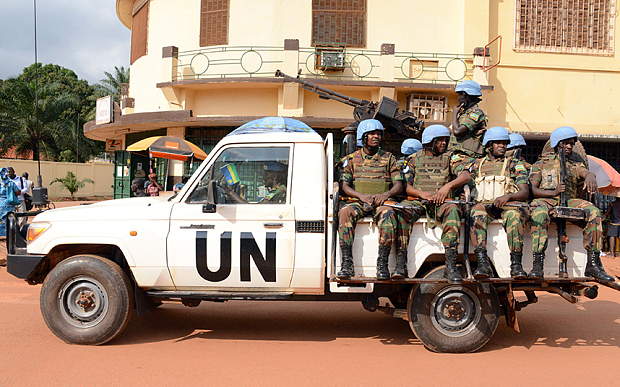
275, 70, 424, 139
556, 142, 570, 278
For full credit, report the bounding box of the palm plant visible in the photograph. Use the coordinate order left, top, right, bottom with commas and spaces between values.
50, 171, 94, 200
0, 79, 77, 160
94, 66, 130, 102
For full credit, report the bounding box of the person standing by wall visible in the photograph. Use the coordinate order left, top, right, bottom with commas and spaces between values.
7, 167, 29, 227
0, 167, 21, 266
605, 197, 620, 258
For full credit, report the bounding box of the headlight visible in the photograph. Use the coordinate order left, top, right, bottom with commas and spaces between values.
27, 222, 51, 243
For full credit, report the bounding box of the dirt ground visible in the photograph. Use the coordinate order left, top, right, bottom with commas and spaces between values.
1, 201, 620, 386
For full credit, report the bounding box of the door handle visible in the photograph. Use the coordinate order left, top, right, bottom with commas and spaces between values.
263, 222, 283, 228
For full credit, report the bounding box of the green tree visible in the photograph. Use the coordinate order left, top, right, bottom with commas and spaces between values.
94, 66, 130, 103
0, 79, 77, 161
50, 171, 94, 200
1, 63, 104, 162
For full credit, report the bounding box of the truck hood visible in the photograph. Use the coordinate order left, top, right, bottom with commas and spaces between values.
32, 197, 174, 222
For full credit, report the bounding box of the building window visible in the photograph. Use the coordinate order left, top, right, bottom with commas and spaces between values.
130, 2, 149, 64
312, 0, 366, 47
515, 0, 616, 55
200, 0, 229, 47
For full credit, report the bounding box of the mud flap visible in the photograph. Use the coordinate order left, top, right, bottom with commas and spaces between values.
503, 284, 520, 333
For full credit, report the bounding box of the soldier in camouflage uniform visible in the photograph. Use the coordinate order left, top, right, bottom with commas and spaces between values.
468, 127, 530, 279
337, 119, 404, 280
506, 133, 531, 171
449, 80, 488, 173
391, 139, 423, 279
398, 125, 472, 283
529, 126, 614, 282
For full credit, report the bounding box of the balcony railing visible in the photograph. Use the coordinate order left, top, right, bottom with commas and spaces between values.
170, 44, 475, 84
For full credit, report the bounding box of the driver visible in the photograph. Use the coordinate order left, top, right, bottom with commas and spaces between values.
223, 162, 287, 204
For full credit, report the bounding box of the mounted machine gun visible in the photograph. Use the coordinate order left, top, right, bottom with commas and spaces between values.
275, 70, 424, 148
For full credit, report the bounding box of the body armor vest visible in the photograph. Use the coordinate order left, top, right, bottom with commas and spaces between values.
539, 155, 580, 199
410, 150, 452, 196
351, 151, 392, 194
473, 156, 517, 203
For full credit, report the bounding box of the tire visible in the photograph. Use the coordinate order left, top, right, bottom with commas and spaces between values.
40, 255, 134, 345
408, 266, 499, 353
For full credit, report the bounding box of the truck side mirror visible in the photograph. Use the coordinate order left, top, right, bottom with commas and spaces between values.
202, 180, 218, 213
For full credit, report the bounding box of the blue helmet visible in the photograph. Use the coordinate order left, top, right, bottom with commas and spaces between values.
357, 119, 384, 146
508, 133, 526, 149
550, 126, 578, 148
401, 139, 423, 155
421, 125, 451, 145
264, 162, 287, 173
482, 126, 510, 146
455, 80, 482, 96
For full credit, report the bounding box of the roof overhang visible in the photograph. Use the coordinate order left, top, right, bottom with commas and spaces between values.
116, 0, 133, 29
83, 110, 353, 142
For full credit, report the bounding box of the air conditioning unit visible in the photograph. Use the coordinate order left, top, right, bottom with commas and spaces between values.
407, 94, 448, 122
314, 43, 346, 71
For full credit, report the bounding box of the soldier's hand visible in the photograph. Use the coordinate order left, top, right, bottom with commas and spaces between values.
434, 186, 451, 204
373, 192, 390, 206
584, 174, 598, 194
419, 191, 434, 201
453, 104, 463, 116
360, 194, 374, 207
494, 195, 510, 208
554, 183, 566, 196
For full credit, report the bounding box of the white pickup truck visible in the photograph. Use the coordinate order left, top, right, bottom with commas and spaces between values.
7, 120, 619, 353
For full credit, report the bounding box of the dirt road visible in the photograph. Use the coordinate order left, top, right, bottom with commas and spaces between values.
1, 265, 620, 386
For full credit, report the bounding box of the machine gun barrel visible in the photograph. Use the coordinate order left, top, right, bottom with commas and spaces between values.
275, 70, 365, 107
275, 70, 424, 138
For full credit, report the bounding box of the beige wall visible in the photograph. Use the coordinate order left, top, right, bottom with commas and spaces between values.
486, 0, 620, 136
0, 160, 114, 198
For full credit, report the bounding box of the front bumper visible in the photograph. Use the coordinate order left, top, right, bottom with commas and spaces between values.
7, 251, 46, 279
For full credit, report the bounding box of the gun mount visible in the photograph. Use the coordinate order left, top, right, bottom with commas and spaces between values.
275, 70, 424, 139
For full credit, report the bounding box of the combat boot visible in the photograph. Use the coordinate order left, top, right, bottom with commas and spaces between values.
528, 252, 545, 279
391, 249, 408, 279
585, 250, 615, 282
473, 248, 493, 279
510, 252, 528, 279
443, 248, 463, 284
337, 245, 355, 279
376, 246, 391, 280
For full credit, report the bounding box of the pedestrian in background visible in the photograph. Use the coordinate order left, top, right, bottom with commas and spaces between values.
0, 167, 21, 265
21, 172, 34, 210
146, 173, 163, 196
7, 167, 29, 227
605, 197, 620, 258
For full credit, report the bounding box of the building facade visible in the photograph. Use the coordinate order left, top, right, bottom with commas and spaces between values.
85, 0, 620, 189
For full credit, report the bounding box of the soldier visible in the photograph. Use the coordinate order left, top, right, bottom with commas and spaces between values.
468, 127, 530, 279
506, 133, 531, 171
223, 161, 287, 204
391, 138, 423, 279
449, 80, 488, 172
337, 119, 403, 280
398, 125, 472, 283
529, 126, 614, 281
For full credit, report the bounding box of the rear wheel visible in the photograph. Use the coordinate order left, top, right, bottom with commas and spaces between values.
40, 255, 134, 345
408, 266, 499, 353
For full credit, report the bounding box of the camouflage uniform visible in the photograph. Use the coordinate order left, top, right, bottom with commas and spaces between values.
260, 184, 286, 203
339, 149, 403, 248
448, 104, 488, 172
529, 153, 602, 252
469, 155, 530, 252
396, 149, 463, 250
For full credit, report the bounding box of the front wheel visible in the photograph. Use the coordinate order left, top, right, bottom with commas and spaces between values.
408, 266, 499, 353
40, 255, 134, 345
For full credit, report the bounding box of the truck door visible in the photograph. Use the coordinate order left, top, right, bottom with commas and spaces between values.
167, 144, 295, 290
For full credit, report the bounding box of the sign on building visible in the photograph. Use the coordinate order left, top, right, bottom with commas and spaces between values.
96, 96, 114, 125
106, 139, 123, 152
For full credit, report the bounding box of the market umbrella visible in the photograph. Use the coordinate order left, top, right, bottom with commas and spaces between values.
227, 116, 315, 136
127, 136, 207, 161
588, 155, 620, 197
